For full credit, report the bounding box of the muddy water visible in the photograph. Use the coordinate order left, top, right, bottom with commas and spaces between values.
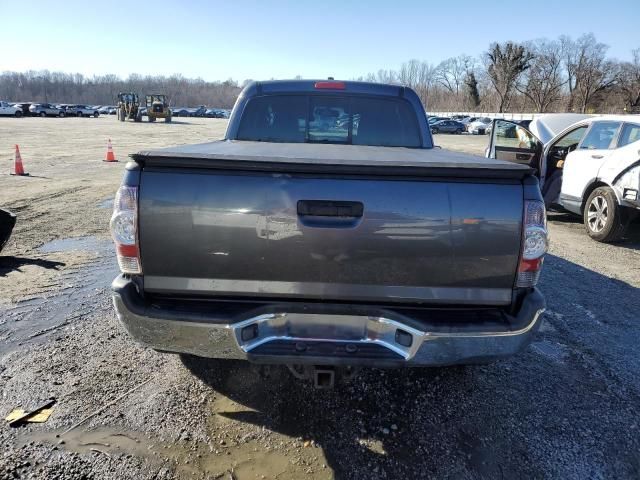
38, 236, 110, 254
0, 235, 118, 353
25, 425, 311, 479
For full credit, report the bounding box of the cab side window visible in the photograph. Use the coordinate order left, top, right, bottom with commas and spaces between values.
617, 123, 640, 148
580, 122, 621, 150
553, 126, 588, 148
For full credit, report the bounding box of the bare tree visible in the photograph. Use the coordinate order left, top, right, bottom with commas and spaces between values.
517, 39, 565, 112
561, 34, 618, 113
393, 60, 436, 109
434, 55, 472, 95
573, 35, 618, 113
559, 35, 579, 111
375, 69, 396, 84
485, 42, 534, 112
414, 62, 436, 107
398, 59, 421, 88
618, 48, 640, 112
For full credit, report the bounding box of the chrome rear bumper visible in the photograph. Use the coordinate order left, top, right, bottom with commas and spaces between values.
112, 276, 545, 367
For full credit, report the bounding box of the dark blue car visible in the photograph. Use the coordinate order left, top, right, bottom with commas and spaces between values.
430, 120, 465, 134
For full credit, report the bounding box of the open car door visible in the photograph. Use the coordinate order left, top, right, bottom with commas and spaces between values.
487, 120, 543, 175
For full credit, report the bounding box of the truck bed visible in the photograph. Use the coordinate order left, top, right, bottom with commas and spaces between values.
132, 140, 532, 179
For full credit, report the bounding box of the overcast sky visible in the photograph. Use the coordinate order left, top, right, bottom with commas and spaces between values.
2, 0, 637, 81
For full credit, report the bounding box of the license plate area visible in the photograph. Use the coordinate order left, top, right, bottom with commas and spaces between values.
232, 312, 424, 360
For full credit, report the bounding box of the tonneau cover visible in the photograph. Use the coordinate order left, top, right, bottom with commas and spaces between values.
132, 140, 532, 179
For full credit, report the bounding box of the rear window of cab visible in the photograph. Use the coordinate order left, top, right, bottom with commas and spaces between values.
236, 95, 422, 148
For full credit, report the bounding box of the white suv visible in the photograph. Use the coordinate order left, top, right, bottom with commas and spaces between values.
29, 103, 65, 117
488, 115, 640, 242
68, 105, 100, 117
0, 101, 22, 117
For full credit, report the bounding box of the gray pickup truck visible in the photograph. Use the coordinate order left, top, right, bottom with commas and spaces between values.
110, 80, 547, 387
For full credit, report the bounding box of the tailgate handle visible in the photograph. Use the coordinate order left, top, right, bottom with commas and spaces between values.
297, 200, 363, 218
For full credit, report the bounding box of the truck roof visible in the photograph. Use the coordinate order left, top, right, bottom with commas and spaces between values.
133, 140, 532, 180
242, 79, 407, 97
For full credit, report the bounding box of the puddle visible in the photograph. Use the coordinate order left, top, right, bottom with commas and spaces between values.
24, 427, 310, 479
530, 340, 568, 363
38, 236, 107, 254
0, 236, 119, 353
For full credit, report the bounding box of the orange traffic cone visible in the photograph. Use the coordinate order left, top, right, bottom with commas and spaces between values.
103, 139, 118, 163
10, 145, 29, 176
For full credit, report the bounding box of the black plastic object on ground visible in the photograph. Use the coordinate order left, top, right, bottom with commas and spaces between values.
0, 209, 17, 253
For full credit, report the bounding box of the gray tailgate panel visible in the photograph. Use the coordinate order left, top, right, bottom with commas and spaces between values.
139, 171, 522, 305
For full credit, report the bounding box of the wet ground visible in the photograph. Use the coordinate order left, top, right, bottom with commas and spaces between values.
1, 118, 640, 479
1, 236, 117, 353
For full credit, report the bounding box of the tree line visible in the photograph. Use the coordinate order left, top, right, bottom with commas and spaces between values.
0, 72, 242, 108
357, 34, 640, 114
1, 33, 638, 114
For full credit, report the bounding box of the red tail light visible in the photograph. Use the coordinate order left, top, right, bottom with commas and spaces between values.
110, 186, 141, 274
314, 81, 346, 90
516, 200, 547, 287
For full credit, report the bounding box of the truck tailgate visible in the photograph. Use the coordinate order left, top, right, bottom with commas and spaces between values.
138, 167, 524, 306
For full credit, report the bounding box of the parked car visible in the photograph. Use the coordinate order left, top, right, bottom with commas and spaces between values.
110, 79, 547, 388
181, 106, 207, 117
29, 103, 65, 117
97, 105, 117, 115
430, 120, 465, 134
205, 108, 227, 118
467, 117, 492, 134
54, 104, 71, 115
427, 116, 448, 125
67, 104, 100, 117
488, 114, 640, 242
11, 103, 32, 116
0, 101, 23, 117
172, 107, 189, 117
62, 105, 77, 116
192, 105, 207, 117
456, 117, 477, 127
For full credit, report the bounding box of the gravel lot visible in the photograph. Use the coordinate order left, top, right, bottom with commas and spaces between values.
1, 117, 639, 479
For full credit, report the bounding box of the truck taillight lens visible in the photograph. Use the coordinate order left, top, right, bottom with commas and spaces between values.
517, 200, 547, 288
110, 186, 141, 274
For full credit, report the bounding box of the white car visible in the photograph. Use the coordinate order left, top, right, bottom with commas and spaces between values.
0, 101, 23, 117
467, 117, 492, 134
67, 104, 100, 117
488, 114, 640, 242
